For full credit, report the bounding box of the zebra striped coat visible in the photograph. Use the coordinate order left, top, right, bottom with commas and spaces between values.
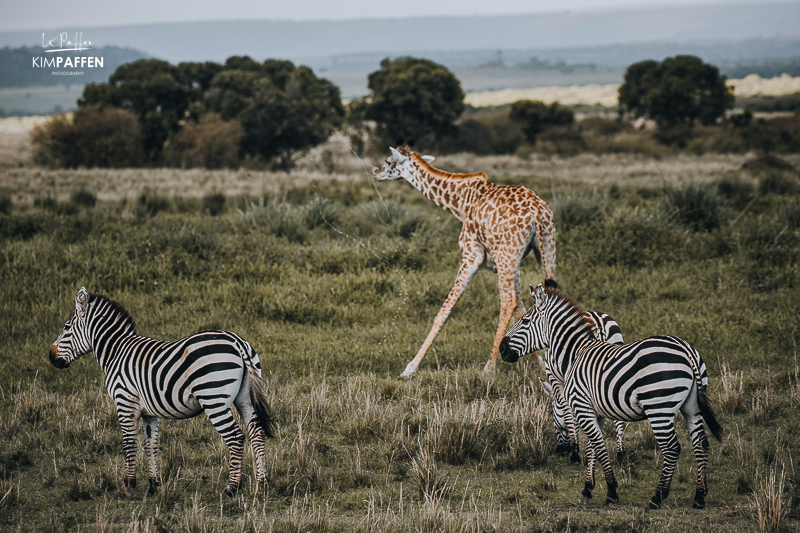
500, 285, 722, 510
49, 288, 276, 496
539, 311, 626, 463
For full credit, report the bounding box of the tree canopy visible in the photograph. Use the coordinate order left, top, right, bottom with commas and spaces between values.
618, 55, 734, 129
509, 100, 575, 144
77, 57, 344, 167
357, 57, 465, 148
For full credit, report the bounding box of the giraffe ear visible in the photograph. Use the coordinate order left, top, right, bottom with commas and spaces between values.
76, 287, 89, 317
421, 155, 435, 163
538, 377, 553, 398
389, 147, 407, 164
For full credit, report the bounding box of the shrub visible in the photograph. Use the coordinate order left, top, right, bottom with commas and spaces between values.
663, 184, 722, 231
553, 193, 605, 230
758, 171, 800, 196
164, 114, 243, 169
441, 110, 525, 155
201, 192, 226, 216
31, 106, 145, 168
509, 99, 575, 144
0, 194, 11, 215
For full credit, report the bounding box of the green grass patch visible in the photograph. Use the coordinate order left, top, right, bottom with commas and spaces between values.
1, 161, 799, 530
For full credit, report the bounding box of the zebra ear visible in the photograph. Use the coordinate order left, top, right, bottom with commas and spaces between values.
533, 283, 547, 309
76, 287, 89, 318
538, 377, 553, 398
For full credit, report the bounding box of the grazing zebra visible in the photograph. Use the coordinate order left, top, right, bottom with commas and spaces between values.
500, 285, 722, 509
538, 311, 626, 463
48, 288, 276, 496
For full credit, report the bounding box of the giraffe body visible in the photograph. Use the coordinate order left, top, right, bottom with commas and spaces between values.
373, 146, 557, 375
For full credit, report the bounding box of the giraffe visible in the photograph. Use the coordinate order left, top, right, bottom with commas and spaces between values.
373, 145, 557, 376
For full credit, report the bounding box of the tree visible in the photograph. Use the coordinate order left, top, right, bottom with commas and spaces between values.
76, 56, 344, 168
360, 57, 465, 148
203, 58, 344, 167
618, 55, 734, 130
80, 59, 190, 161
509, 100, 575, 144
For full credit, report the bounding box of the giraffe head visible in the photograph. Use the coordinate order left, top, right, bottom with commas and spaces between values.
372, 145, 435, 181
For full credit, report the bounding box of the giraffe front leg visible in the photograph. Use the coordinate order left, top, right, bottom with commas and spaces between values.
402, 256, 481, 376
142, 416, 160, 495
484, 266, 519, 373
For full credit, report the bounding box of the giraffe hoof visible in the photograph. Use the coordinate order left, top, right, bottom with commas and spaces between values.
483, 362, 495, 373
401, 362, 418, 377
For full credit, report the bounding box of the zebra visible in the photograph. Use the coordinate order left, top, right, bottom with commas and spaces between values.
500, 285, 722, 509
538, 310, 626, 463
48, 288, 277, 496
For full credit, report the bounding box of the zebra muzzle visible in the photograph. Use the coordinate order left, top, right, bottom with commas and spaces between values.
499, 338, 520, 363
49, 344, 69, 368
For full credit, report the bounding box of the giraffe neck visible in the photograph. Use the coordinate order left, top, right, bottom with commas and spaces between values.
402, 154, 487, 220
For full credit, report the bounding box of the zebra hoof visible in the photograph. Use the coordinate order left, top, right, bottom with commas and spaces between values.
147, 479, 160, 496
616, 452, 625, 462
224, 486, 239, 498
648, 500, 661, 510
581, 488, 592, 499
693, 498, 706, 509
605, 496, 618, 505
570, 452, 582, 465
123, 477, 137, 489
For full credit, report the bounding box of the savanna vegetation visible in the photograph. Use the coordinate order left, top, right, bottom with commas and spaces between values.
1, 149, 800, 531
28, 54, 800, 171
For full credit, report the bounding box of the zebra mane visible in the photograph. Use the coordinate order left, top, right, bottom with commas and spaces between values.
545, 287, 598, 339
89, 293, 137, 334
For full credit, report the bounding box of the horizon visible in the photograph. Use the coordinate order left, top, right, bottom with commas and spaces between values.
1, 0, 794, 33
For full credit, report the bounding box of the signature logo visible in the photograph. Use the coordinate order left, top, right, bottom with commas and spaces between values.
42, 32, 93, 53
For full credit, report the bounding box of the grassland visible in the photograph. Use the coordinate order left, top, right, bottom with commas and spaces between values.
1, 150, 800, 531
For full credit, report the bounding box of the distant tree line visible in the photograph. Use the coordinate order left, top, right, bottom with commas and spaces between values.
31, 54, 800, 169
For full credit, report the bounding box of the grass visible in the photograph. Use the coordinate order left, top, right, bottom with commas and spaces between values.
1, 153, 800, 531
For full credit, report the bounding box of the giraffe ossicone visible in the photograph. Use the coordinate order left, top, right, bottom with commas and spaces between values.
373, 145, 557, 376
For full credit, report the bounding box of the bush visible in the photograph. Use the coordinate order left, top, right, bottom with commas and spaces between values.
441, 109, 525, 155
31, 106, 145, 168
164, 114, 243, 169
663, 184, 722, 232
509, 99, 575, 144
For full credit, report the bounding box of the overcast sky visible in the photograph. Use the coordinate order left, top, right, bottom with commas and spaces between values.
0, 0, 785, 32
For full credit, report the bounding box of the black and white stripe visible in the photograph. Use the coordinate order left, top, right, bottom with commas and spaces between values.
49, 287, 276, 496
500, 285, 722, 509
539, 311, 626, 462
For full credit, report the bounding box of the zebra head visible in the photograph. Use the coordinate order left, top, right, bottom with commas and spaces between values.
49, 287, 93, 369
538, 377, 571, 452
499, 284, 550, 363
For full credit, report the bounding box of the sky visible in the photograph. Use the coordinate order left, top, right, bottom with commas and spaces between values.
0, 0, 780, 32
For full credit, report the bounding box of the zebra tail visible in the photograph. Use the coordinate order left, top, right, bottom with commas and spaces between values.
246, 364, 277, 439
698, 384, 723, 442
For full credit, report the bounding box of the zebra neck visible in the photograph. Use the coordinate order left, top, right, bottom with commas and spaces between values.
91, 323, 137, 368
547, 309, 595, 375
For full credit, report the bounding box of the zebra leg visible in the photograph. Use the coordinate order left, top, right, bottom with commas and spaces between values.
648, 417, 681, 509
202, 402, 246, 497
682, 400, 711, 509
142, 416, 160, 495
555, 387, 581, 463
235, 398, 269, 487
614, 420, 625, 461
577, 413, 618, 503
117, 407, 140, 490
